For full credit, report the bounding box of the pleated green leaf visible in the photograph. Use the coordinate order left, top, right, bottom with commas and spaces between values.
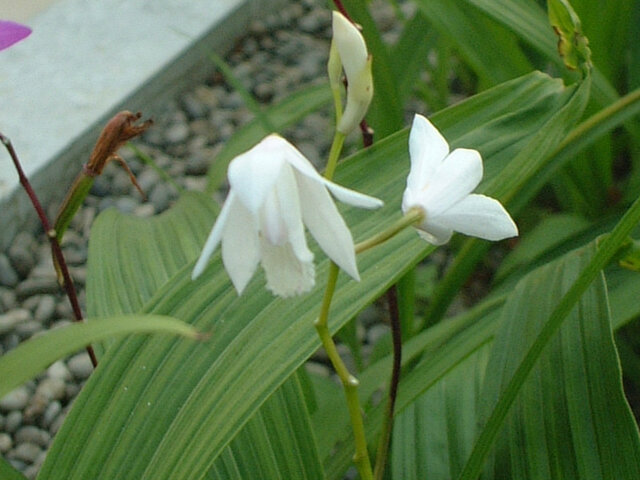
39, 71, 578, 480
478, 244, 640, 479
0, 315, 201, 400
207, 372, 323, 480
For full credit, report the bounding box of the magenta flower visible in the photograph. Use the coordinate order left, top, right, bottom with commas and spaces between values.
0, 20, 32, 51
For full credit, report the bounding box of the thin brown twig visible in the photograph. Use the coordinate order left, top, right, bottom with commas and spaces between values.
374, 285, 402, 479
332, 0, 351, 21
1, 132, 98, 367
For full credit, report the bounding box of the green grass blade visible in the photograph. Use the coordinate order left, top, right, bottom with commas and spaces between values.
458, 197, 640, 480
0, 315, 202, 399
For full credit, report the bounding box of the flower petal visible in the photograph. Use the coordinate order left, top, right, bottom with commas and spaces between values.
412, 147, 482, 216
434, 193, 518, 241
278, 141, 383, 209
0, 21, 31, 51
415, 219, 453, 246
406, 114, 450, 193
261, 239, 315, 297
220, 196, 261, 294
192, 191, 236, 279
332, 11, 368, 85
227, 135, 287, 215
296, 172, 360, 281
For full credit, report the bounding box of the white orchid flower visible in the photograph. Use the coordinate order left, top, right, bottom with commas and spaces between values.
330, 11, 373, 135
192, 134, 383, 297
402, 114, 518, 245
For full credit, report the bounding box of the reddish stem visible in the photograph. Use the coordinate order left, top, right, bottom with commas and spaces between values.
1, 133, 98, 368
332, 0, 351, 21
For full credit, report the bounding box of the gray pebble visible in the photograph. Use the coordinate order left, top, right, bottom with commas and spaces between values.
165, 121, 190, 144
49, 407, 67, 435
0, 287, 17, 310
9, 442, 42, 464
15, 426, 50, 448
0, 432, 12, 453
8, 232, 36, 278
0, 309, 31, 335
181, 92, 209, 119
42, 401, 62, 428
67, 353, 94, 380
46, 361, 71, 382
34, 295, 57, 323
15, 277, 59, 299
185, 153, 211, 176
114, 197, 139, 214
149, 183, 175, 213
4, 411, 23, 433
136, 169, 161, 193
0, 253, 19, 287
15, 320, 43, 338
0, 386, 30, 411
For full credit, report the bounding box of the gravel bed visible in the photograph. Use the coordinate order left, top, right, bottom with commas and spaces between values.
0, 1, 420, 476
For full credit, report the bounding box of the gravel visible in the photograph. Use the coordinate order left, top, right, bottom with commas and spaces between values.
0, 1, 418, 477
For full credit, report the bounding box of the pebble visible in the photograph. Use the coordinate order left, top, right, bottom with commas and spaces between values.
4, 411, 23, 433
46, 361, 72, 382
0, 432, 12, 453
8, 233, 36, 278
0, 253, 19, 287
42, 401, 62, 428
15, 426, 51, 448
67, 353, 94, 380
15, 277, 59, 299
9, 442, 43, 464
34, 295, 57, 323
0, 386, 30, 411
0, 309, 31, 335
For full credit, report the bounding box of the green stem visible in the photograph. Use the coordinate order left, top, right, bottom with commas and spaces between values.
458, 192, 640, 480
356, 208, 424, 254
315, 263, 373, 480
324, 131, 346, 181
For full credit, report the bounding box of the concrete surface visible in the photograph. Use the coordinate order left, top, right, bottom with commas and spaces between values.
0, 0, 285, 249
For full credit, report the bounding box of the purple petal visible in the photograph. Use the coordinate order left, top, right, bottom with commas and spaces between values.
0, 21, 32, 51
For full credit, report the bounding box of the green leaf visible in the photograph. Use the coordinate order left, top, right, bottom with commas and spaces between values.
548, 0, 592, 72
475, 243, 640, 479
0, 315, 202, 400
205, 84, 332, 192
207, 372, 324, 479
0, 457, 27, 480
40, 72, 578, 480
459, 189, 640, 479
413, 0, 533, 86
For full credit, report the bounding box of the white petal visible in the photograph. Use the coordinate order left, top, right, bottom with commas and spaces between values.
261, 239, 315, 297
413, 148, 482, 216
273, 138, 382, 209
192, 191, 236, 279
227, 135, 287, 215
221, 197, 261, 294
435, 194, 518, 241
296, 172, 360, 281
406, 114, 450, 193
332, 11, 368, 85
415, 220, 453, 246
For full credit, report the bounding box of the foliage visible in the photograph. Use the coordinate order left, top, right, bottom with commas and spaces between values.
2, 0, 640, 479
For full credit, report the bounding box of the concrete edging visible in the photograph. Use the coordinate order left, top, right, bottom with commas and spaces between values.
0, 0, 286, 250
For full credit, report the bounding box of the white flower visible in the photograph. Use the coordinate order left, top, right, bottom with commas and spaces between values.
402, 114, 518, 245
330, 11, 373, 135
192, 134, 383, 297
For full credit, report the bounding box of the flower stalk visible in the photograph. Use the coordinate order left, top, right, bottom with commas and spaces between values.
1, 132, 98, 368
314, 263, 374, 480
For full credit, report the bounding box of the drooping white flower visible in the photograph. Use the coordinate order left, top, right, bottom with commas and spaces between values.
402, 114, 518, 245
330, 11, 373, 135
192, 134, 383, 297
